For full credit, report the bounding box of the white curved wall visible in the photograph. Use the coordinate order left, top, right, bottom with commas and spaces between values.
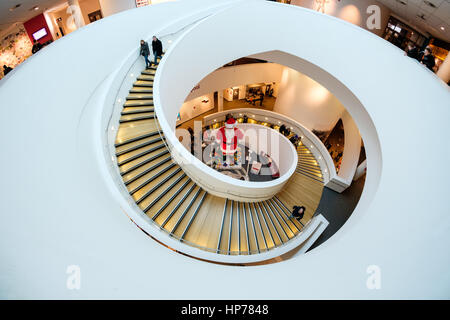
155, 0, 450, 298
185, 62, 284, 101
99, 0, 136, 17
0, 0, 449, 299
274, 65, 346, 132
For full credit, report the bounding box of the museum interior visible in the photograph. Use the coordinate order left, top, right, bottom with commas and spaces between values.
0, 0, 449, 299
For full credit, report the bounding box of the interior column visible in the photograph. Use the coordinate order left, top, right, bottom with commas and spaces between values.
437, 54, 450, 84
217, 91, 224, 112
98, 0, 137, 17
68, 0, 86, 29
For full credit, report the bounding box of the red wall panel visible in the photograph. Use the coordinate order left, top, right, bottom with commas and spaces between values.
23, 13, 53, 44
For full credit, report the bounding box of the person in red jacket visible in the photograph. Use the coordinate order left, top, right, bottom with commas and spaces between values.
216, 117, 243, 166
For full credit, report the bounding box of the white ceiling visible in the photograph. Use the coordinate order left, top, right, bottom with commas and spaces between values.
0, 0, 449, 42
378, 0, 450, 42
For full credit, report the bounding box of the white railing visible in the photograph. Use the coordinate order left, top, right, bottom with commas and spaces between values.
203, 108, 336, 185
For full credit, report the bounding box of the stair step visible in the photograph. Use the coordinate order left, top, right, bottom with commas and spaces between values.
121, 108, 154, 115
117, 143, 167, 166
141, 69, 156, 76
160, 184, 199, 231
116, 135, 163, 157
124, 156, 173, 186
141, 174, 188, 214
120, 149, 170, 177
128, 162, 177, 196
130, 87, 153, 94
135, 167, 183, 205
119, 113, 155, 123
115, 131, 160, 148
134, 80, 154, 87
124, 100, 154, 107
137, 75, 155, 81
126, 93, 153, 100
152, 179, 194, 224
295, 169, 324, 182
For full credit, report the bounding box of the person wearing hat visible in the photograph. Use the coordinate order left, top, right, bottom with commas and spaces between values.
216, 117, 243, 166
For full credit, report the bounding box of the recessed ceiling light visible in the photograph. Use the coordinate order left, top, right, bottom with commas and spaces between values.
441, 26, 445, 31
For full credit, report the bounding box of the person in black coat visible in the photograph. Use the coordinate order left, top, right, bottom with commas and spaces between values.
289, 206, 306, 222
421, 47, 436, 72
3, 65, 13, 76
31, 40, 43, 54
140, 40, 151, 69
405, 43, 419, 61
152, 36, 163, 66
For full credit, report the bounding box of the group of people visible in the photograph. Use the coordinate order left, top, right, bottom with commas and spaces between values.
405, 44, 436, 72
140, 36, 163, 69
2, 39, 45, 78
32, 40, 43, 54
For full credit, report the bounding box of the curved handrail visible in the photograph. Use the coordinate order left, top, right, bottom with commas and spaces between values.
203, 108, 336, 184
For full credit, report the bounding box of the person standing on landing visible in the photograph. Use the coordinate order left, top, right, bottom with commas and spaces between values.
152, 36, 163, 66
140, 40, 151, 69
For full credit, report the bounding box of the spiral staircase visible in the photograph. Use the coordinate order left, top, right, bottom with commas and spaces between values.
114, 59, 325, 257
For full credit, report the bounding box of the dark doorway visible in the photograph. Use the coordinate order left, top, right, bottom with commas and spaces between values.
88, 10, 103, 23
